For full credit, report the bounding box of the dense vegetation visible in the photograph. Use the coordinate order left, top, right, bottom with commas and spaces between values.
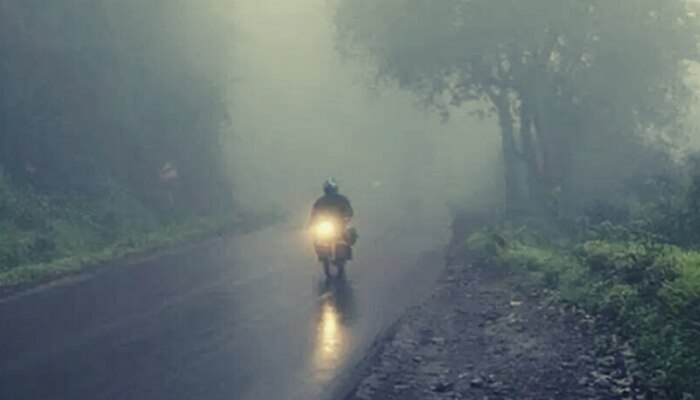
460, 186, 700, 397
0, 0, 235, 286
335, 0, 700, 396
336, 0, 700, 215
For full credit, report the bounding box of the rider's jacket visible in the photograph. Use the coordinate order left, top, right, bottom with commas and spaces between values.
311, 193, 354, 221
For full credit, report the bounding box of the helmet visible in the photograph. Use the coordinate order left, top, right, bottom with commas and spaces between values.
323, 179, 339, 195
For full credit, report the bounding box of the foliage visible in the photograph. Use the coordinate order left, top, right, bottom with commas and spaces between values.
0, 0, 233, 215
0, 1, 237, 285
0, 213, 239, 289
462, 221, 700, 396
339, 0, 700, 394
335, 0, 700, 213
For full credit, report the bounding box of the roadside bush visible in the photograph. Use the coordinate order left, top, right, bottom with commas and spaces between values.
464, 231, 508, 267
462, 223, 700, 396
579, 240, 677, 304
0, 165, 234, 285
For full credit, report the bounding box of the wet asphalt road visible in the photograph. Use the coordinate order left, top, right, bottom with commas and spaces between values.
0, 222, 445, 400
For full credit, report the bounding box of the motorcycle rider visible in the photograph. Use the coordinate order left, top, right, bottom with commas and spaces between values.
311, 179, 357, 258
311, 179, 354, 221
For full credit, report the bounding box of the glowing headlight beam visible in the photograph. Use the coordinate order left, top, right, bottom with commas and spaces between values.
315, 221, 336, 239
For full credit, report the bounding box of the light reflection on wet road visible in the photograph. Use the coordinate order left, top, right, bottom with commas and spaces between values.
312, 280, 355, 384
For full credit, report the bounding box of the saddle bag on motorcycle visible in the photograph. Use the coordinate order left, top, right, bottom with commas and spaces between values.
344, 227, 359, 246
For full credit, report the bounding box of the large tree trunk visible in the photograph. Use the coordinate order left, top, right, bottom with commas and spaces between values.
489, 89, 522, 215
520, 102, 542, 210
534, 106, 576, 218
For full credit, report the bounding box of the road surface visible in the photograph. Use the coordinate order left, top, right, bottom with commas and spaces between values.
0, 221, 446, 400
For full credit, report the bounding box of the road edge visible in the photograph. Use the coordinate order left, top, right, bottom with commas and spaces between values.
328, 271, 450, 400
0, 213, 279, 303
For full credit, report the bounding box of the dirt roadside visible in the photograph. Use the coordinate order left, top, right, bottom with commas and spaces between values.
342, 263, 651, 400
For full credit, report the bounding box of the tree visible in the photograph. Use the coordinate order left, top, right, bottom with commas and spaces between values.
335, 0, 700, 215
0, 0, 234, 217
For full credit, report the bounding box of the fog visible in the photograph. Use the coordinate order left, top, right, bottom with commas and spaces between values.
4, 0, 698, 231
224, 0, 501, 234
4, 2, 700, 400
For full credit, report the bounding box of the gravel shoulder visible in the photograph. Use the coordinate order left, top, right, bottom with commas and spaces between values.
343, 263, 645, 400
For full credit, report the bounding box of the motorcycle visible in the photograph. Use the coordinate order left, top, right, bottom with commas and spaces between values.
311, 216, 356, 278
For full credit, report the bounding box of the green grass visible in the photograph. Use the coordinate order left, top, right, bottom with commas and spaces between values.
462, 223, 700, 397
0, 214, 240, 289
0, 167, 257, 290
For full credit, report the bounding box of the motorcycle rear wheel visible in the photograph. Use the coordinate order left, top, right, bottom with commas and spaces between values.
323, 260, 331, 278
336, 263, 346, 279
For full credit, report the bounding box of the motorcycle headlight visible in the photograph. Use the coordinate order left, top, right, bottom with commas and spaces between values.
315, 221, 336, 239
